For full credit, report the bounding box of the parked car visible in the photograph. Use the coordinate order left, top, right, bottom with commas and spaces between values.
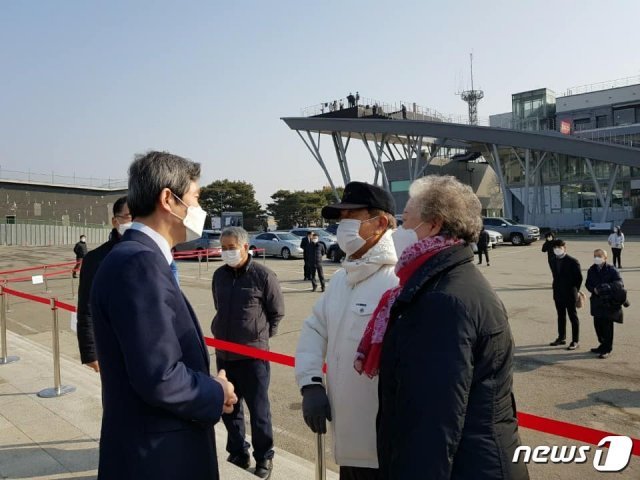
327, 243, 346, 263
249, 231, 304, 259
324, 224, 338, 235
485, 229, 503, 248
173, 230, 222, 257
482, 217, 540, 245
289, 228, 338, 256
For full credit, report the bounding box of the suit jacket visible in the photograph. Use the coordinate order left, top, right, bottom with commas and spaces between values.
552, 254, 583, 304
76, 229, 118, 364
91, 229, 224, 480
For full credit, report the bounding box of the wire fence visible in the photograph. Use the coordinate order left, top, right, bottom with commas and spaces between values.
0, 167, 126, 190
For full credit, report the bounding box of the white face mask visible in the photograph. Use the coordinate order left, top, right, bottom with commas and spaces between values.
553, 248, 565, 257
221, 249, 243, 267
311, 238, 319, 243
336, 217, 378, 258
171, 193, 207, 242
117, 222, 133, 236
391, 222, 424, 258
594, 257, 604, 265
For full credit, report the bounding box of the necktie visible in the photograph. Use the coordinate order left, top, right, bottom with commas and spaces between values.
170, 261, 180, 286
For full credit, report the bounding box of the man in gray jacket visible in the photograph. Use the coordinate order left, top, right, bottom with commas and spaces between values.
211, 226, 284, 479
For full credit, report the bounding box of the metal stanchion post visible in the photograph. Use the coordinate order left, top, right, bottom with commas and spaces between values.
38, 298, 75, 398
70, 270, 75, 298
3, 279, 10, 313
43, 266, 49, 293
315, 433, 326, 480
198, 252, 202, 279
206, 248, 209, 271
262, 248, 266, 265
0, 286, 19, 365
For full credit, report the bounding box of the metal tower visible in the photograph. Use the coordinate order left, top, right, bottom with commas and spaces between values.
458, 53, 484, 125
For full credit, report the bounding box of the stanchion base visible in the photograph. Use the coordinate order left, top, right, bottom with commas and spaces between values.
0, 355, 20, 365
37, 385, 76, 398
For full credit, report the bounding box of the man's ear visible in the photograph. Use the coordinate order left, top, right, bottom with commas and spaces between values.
158, 188, 174, 214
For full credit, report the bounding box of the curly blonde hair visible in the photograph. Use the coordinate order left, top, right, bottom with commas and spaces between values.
409, 175, 482, 243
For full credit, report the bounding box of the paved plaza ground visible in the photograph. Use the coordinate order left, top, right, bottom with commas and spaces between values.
0, 236, 638, 478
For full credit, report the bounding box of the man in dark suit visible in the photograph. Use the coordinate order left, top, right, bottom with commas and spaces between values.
300, 231, 313, 280
72, 234, 88, 278
91, 151, 237, 480
549, 239, 583, 350
76, 195, 130, 372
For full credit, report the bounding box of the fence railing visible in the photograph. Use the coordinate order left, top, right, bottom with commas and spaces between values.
0, 223, 111, 246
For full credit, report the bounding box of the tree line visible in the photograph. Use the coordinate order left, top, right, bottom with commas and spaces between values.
200, 180, 344, 231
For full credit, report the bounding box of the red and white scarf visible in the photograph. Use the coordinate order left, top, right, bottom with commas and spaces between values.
354, 235, 462, 378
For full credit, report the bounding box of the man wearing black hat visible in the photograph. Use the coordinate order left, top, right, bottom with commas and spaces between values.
295, 182, 398, 479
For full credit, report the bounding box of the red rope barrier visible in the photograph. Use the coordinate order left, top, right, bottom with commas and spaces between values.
0, 261, 77, 276
2, 285, 639, 455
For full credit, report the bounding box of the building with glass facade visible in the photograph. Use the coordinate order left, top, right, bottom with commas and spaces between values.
490, 80, 640, 228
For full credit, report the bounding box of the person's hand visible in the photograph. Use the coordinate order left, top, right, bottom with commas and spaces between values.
302, 384, 332, 434
214, 369, 237, 414
84, 361, 100, 373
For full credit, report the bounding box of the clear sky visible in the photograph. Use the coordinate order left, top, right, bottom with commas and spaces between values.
1, 1, 639, 206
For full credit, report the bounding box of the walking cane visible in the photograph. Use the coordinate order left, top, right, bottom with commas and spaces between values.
315, 432, 326, 480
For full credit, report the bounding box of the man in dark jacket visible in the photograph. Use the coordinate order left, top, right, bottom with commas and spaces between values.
300, 231, 313, 280
549, 239, 583, 350
476, 226, 490, 266
76, 196, 130, 372
306, 232, 326, 291
540, 232, 556, 274
212, 226, 285, 479
91, 151, 236, 480
72, 234, 88, 278
585, 249, 626, 359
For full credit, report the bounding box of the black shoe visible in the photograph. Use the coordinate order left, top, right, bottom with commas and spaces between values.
567, 342, 579, 350
549, 339, 566, 346
590, 346, 603, 353
599, 352, 611, 359
312, 286, 317, 292
321, 286, 325, 292
227, 453, 250, 469
254, 459, 273, 479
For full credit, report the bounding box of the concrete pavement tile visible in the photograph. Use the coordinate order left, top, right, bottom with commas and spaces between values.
0, 442, 67, 479
41, 437, 99, 473
17, 415, 85, 445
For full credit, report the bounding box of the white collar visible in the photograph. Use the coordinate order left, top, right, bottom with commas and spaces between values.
130, 222, 173, 265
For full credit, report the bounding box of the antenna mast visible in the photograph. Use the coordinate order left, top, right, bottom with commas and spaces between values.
458, 53, 484, 125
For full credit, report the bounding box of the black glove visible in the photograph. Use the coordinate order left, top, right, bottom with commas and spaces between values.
302, 384, 332, 434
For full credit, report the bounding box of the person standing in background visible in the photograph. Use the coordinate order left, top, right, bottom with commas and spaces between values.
608, 226, 625, 268
73, 234, 88, 278
476, 226, 490, 266
76, 196, 130, 373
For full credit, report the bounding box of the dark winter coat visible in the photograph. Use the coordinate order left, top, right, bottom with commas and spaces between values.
211, 256, 284, 361
476, 230, 490, 249
304, 241, 326, 267
74, 241, 88, 259
541, 239, 555, 266
585, 263, 626, 323
552, 254, 583, 305
377, 244, 529, 480
300, 236, 311, 262
77, 229, 119, 364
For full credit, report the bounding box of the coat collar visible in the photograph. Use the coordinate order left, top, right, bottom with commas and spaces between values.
396, 243, 474, 304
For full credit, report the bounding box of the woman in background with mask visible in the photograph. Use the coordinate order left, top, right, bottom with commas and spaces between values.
361, 175, 529, 479
608, 226, 625, 269
585, 249, 627, 359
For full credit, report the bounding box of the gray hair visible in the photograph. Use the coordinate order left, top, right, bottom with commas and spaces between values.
409, 175, 482, 243
221, 226, 249, 245
127, 151, 201, 218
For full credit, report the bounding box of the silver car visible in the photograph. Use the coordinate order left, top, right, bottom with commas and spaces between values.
249, 231, 304, 259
